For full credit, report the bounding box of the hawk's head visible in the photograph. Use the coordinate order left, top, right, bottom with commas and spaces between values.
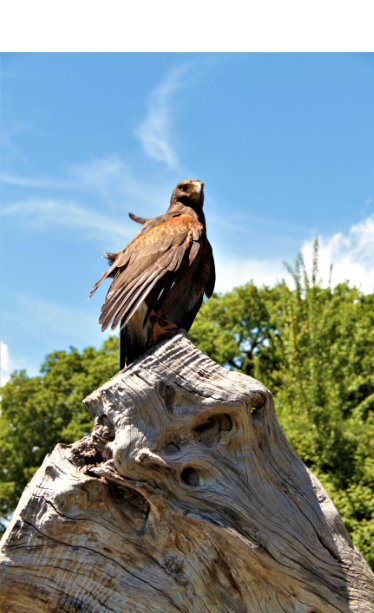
170, 179, 205, 209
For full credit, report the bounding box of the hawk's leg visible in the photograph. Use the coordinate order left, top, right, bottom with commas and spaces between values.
149, 313, 177, 345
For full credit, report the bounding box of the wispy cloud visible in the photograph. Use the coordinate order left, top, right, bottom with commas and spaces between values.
1, 289, 119, 379
0, 158, 135, 194
0, 341, 13, 386
7, 294, 102, 340
1, 155, 172, 216
71, 157, 170, 212
215, 214, 374, 294
136, 64, 191, 169
3, 291, 115, 348
1, 198, 133, 246
1, 122, 29, 164
0, 173, 79, 189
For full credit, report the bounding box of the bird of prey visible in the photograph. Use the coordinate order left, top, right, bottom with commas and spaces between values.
88, 179, 215, 368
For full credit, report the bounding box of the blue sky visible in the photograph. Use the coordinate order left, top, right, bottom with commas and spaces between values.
1, 52, 374, 382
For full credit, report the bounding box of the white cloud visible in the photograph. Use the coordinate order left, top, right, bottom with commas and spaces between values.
301, 214, 374, 294
136, 64, 190, 169
1, 198, 133, 247
1, 341, 13, 386
215, 256, 292, 293
215, 214, 374, 295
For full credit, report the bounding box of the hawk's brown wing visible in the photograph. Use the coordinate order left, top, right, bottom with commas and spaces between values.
88, 214, 204, 332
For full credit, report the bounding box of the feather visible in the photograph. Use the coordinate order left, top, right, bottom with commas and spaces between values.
142, 272, 177, 328
103, 251, 119, 262
114, 273, 162, 330
100, 268, 160, 330
129, 212, 149, 224
189, 241, 200, 265
204, 247, 216, 298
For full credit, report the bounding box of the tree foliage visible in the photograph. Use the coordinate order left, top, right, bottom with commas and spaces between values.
1, 246, 373, 567
190, 245, 374, 567
0, 337, 119, 527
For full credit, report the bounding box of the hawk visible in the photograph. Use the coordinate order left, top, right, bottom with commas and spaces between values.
88, 179, 215, 368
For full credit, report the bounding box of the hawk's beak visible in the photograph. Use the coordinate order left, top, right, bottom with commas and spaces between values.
187, 181, 204, 194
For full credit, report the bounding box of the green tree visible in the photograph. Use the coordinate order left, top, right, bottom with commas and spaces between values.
0, 336, 119, 527
190, 247, 374, 567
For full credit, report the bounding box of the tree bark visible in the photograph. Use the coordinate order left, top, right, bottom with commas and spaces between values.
1, 332, 373, 612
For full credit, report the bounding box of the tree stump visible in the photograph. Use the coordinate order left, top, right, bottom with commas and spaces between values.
1, 333, 373, 612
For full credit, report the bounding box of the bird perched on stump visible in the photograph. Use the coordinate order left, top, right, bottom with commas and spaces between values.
88, 179, 215, 369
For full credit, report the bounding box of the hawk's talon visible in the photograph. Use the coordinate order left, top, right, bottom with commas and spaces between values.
149, 319, 177, 344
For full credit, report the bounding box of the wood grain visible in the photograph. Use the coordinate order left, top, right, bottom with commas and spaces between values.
1, 332, 373, 612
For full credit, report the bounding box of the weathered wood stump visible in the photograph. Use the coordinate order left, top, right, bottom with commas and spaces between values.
1, 333, 373, 612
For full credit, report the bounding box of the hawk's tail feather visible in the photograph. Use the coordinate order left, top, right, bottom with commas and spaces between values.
120, 322, 148, 368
